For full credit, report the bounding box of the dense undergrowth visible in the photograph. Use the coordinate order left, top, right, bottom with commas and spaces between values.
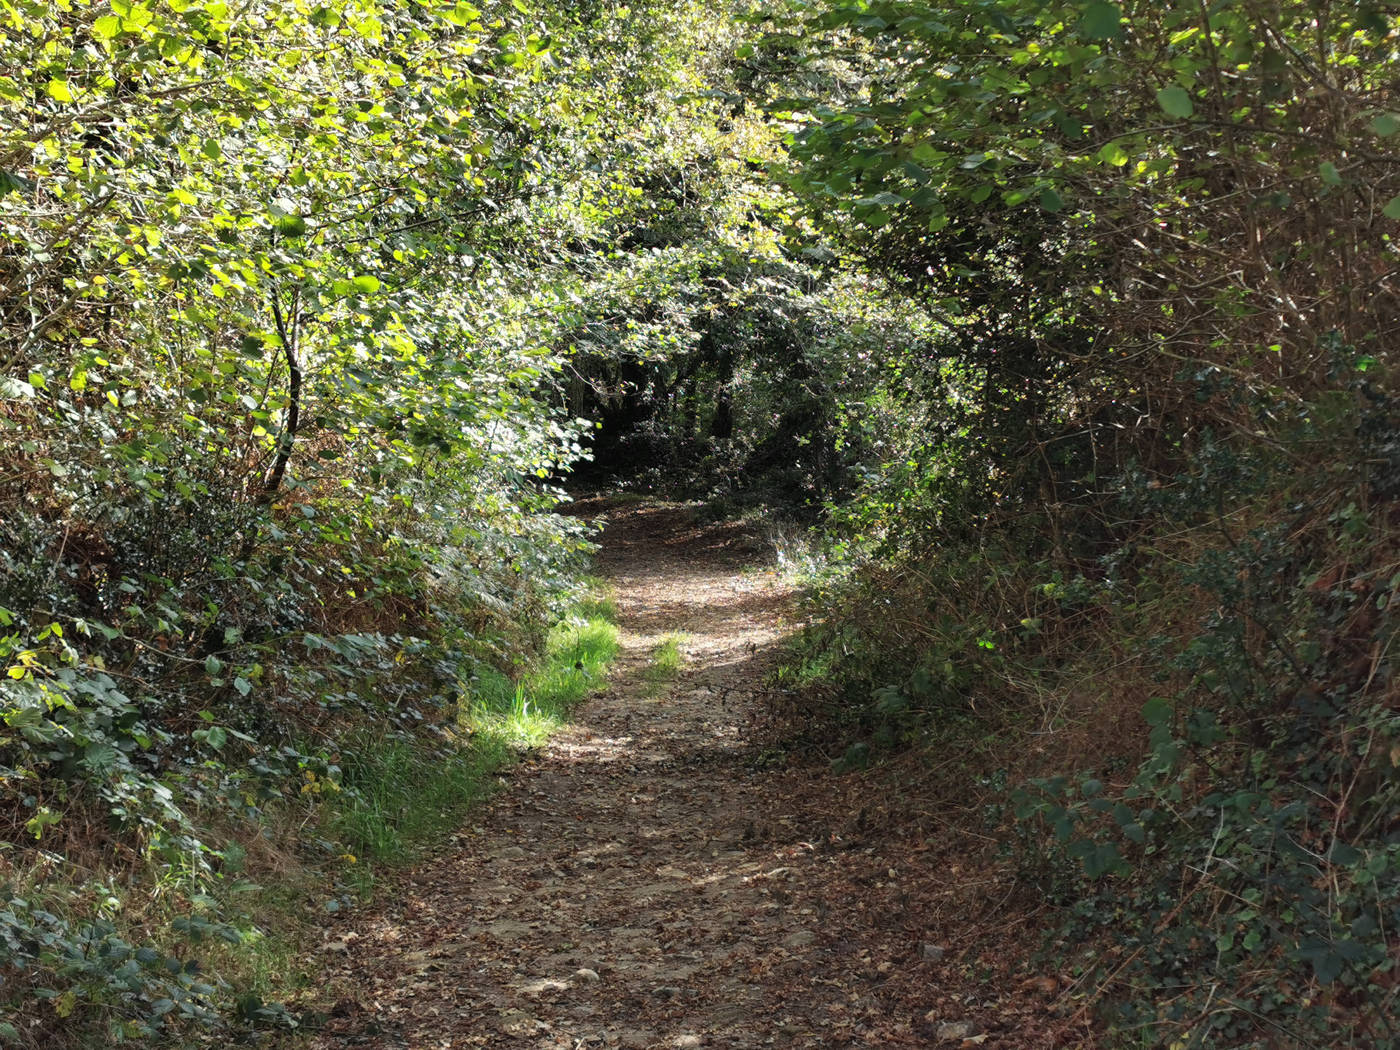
781, 398, 1400, 1045
743, 3, 1400, 1046
0, 581, 617, 1046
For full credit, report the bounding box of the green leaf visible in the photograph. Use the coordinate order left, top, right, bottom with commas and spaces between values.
1370, 112, 1400, 137
275, 214, 307, 237
1142, 696, 1173, 727
82, 742, 120, 773
352, 274, 382, 294
1079, 840, 1124, 878
443, 2, 480, 27
1311, 949, 1344, 985
1081, 2, 1124, 40
45, 79, 74, 103
0, 377, 35, 399
1097, 142, 1129, 167
1330, 842, 1364, 866
1382, 195, 1400, 220
93, 14, 122, 39
1319, 161, 1343, 186
233, 677, 252, 696
1039, 187, 1065, 212
1155, 85, 1194, 118
0, 170, 29, 196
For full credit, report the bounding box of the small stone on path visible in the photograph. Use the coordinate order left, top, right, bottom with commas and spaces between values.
933, 1019, 979, 1041
782, 929, 816, 949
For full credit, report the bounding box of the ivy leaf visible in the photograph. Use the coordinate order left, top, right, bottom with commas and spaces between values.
1155, 85, 1193, 118
233, 677, 252, 696
1142, 696, 1173, 726
1081, 2, 1124, 40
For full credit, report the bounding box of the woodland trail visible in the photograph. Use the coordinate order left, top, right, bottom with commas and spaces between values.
306, 501, 1086, 1050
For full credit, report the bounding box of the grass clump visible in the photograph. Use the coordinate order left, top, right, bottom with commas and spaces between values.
640, 632, 688, 696
464, 603, 620, 751
331, 583, 620, 868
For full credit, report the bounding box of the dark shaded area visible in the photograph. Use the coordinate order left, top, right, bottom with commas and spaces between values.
558, 267, 889, 518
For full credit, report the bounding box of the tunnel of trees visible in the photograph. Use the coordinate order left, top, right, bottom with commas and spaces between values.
2, 0, 1399, 1045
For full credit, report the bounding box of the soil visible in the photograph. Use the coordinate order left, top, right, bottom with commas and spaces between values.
305, 501, 1098, 1049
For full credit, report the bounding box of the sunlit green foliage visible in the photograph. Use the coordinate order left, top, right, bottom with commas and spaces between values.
0, 0, 709, 1041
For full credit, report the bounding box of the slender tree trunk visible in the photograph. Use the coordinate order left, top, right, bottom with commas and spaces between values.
263, 291, 301, 499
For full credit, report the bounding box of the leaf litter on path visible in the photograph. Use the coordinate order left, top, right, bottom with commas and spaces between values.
302, 501, 1096, 1050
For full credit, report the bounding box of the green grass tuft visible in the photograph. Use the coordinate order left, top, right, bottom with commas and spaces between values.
641, 632, 688, 695
325, 582, 619, 867
330, 734, 506, 864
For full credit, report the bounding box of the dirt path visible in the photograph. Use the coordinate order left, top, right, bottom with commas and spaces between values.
307, 502, 1088, 1049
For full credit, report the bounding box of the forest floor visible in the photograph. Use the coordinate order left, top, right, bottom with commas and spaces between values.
302, 501, 1097, 1050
